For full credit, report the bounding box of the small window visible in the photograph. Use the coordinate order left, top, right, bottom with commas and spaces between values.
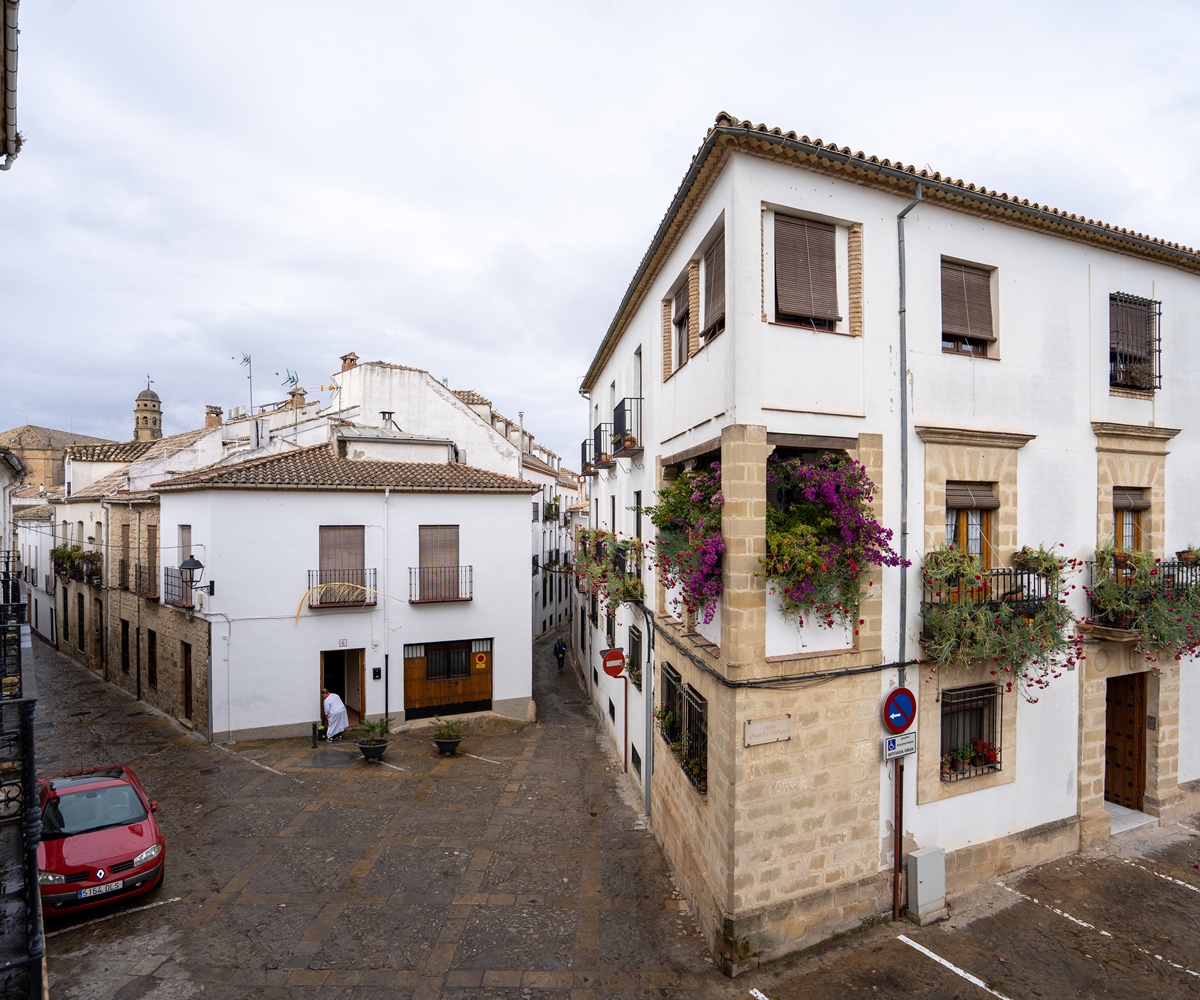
941, 260, 995, 356
940, 684, 1002, 782
775, 215, 839, 330
628, 626, 642, 691
533, 501, 539, 522
673, 284, 689, 371
702, 231, 726, 343
605, 611, 615, 647
425, 640, 470, 681
945, 482, 998, 568
659, 663, 682, 744
1113, 486, 1149, 552
1110, 293, 1161, 390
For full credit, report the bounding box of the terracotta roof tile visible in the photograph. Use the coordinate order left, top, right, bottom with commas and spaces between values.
154, 444, 539, 493
65, 441, 155, 463
452, 389, 492, 407
13, 504, 53, 520
65, 468, 130, 502
0, 425, 113, 450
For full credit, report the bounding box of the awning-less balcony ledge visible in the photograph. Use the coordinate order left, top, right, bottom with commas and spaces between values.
409, 566, 473, 603
308, 568, 378, 608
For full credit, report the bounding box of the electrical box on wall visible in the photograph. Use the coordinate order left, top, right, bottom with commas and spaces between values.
372, 667, 381, 680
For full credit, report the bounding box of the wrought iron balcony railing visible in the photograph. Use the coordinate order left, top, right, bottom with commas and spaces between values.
580, 438, 596, 477
408, 566, 473, 603
117, 558, 130, 591
135, 563, 159, 600
162, 566, 191, 608
1085, 558, 1200, 629
593, 423, 615, 468
612, 397, 643, 457
308, 568, 378, 608
921, 566, 1053, 618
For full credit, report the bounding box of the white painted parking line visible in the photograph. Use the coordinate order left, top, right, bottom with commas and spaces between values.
1000, 882, 1199, 979
212, 744, 305, 783
748, 989, 770, 1000
45, 897, 182, 938
462, 752, 502, 765
1121, 857, 1200, 895
897, 934, 1014, 1000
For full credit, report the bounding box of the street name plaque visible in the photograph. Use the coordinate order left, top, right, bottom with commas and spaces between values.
744, 715, 792, 747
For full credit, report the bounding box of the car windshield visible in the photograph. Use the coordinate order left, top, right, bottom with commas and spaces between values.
41, 784, 147, 839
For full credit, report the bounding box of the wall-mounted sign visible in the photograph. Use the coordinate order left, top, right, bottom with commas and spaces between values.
744, 715, 792, 747
601, 648, 625, 678
883, 732, 917, 760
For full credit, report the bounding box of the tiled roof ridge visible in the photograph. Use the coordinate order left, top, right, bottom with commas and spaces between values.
708, 112, 1197, 254
451, 389, 493, 407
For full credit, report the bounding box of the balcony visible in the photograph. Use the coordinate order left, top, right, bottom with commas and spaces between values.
580, 438, 596, 478
593, 423, 615, 469
543, 500, 560, 522
1084, 557, 1200, 638
308, 568, 378, 608
612, 397, 643, 458
408, 566, 473, 603
162, 566, 192, 609
543, 547, 560, 566
135, 563, 160, 600
922, 566, 1052, 619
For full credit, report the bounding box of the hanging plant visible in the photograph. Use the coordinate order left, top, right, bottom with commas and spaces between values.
643, 464, 724, 624
920, 542, 1082, 699
1085, 543, 1200, 663
759, 453, 905, 630
51, 545, 85, 582
574, 528, 645, 611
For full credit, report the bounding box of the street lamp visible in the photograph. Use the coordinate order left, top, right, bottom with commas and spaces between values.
179, 555, 215, 596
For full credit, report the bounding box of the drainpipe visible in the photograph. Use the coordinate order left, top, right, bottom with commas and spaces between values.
134, 507, 142, 702
1, 0, 18, 172
103, 503, 111, 681
893, 182, 922, 923
383, 487, 390, 724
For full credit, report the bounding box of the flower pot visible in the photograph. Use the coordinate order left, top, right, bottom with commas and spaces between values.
355, 739, 391, 763
971, 754, 986, 768
1177, 551, 1199, 566
433, 737, 464, 756
951, 757, 964, 772
698, 778, 708, 795
1112, 551, 1132, 567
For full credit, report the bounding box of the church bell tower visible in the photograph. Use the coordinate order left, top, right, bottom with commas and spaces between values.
134, 380, 163, 442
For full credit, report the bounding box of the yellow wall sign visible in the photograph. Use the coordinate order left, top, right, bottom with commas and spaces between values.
475, 652, 487, 668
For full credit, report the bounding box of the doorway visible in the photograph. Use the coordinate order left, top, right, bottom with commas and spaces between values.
181, 641, 193, 721
1105, 672, 1147, 811
322, 648, 364, 725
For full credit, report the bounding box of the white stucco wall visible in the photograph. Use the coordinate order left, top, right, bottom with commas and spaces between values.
160, 486, 532, 739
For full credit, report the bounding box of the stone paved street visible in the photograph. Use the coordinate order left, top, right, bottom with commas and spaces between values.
37, 631, 1200, 999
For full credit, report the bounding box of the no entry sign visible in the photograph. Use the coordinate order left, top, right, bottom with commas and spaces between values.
601, 648, 625, 678
882, 687, 916, 734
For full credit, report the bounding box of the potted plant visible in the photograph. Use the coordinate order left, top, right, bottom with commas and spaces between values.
1176, 546, 1200, 566
431, 717, 466, 755
940, 753, 953, 776
354, 716, 393, 763
624, 432, 637, 448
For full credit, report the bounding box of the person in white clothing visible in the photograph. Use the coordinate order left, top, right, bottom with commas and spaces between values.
322, 688, 349, 741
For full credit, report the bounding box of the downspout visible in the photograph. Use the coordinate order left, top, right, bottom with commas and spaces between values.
1, 0, 18, 172
103, 503, 111, 681
893, 182, 922, 923
383, 487, 389, 724
134, 506, 142, 702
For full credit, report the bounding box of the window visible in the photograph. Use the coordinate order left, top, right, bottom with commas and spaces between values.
633, 491, 642, 542
425, 640, 471, 681
1110, 292, 1161, 390
146, 524, 158, 570
147, 629, 157, 688
418, 525, 461, 600
533, 501, 539, 522
120, 619, 129, 673
179, 524, 191, 562
941, 260, 995, 355
775, 215, 839, 330
628, 625, 642, 690
702, 230, 725, 343
317, 525, 368, 605
1113, 487, 1149, 551
605, 610, 615, 647
672, 284, 689, 371
940, 684, 1001, 782
945, 482, 998, 568
659, 663, 682, 744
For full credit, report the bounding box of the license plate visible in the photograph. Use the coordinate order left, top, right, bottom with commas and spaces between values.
78, 880, 124, 899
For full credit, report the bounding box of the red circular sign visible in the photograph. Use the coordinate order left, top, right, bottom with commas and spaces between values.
883, 687, 916, 734
601, 648, 625, 677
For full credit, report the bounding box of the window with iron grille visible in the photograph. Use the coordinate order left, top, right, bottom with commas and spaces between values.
627, 625, 642, 691
680, 687, 708, 793
940, 684, 1002, 782
425, 640, 471, 681
605, 611, 614, 647
1109, 292, 1161, 390
659, 662, 682, 744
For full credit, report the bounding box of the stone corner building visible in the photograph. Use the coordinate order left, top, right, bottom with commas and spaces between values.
577, 112, 1200, 974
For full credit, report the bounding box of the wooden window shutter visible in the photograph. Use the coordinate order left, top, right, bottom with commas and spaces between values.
704, 232, 725, 326
674, 285, 689, 323
945, 482, 999, 510
774, 215, 840, 324
1112, 487, 1150, 512
941, 261, 995, 341
319, 525, 365, 572
419, 525, 459, 569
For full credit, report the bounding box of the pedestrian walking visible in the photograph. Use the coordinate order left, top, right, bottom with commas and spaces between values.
322, 688, 349, 741
553, 636, 566, 671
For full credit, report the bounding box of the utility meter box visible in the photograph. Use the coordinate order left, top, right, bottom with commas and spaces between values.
906, 846, 948, 925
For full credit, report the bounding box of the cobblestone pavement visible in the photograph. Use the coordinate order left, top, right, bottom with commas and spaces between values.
37, 631, 1200, 999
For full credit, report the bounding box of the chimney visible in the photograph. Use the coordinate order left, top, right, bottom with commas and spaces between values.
205, 405, 223, 428
289, 386, 308, 409
340, 352, 359, 372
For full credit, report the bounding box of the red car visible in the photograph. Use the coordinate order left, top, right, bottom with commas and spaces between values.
37, 766, 166, 913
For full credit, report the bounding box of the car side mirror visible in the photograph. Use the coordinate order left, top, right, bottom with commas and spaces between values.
150, 801, 158, 812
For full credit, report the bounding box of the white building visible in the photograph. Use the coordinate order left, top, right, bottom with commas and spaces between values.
578, 113, 1200, 971
157, 444, 537, 739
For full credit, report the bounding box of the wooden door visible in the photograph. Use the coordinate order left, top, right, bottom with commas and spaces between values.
181, 641, 194, 720
1105, 672, 1146, 810
403, 640, 493, 718
346, 649, 364, 723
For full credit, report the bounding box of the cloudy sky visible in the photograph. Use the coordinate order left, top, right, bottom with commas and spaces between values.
5, 1, 1200, 463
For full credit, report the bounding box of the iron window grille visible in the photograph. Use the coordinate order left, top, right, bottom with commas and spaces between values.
659, 663, 682, 744
940, 683, 1002, 782
162, 566, 192, 609
1109, 292, 1161, 391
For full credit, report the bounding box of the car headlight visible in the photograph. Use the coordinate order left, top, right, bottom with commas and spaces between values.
38, 871, 65, 885
133, 843, 162, 867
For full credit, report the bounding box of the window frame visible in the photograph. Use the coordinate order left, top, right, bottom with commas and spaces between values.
772, 212, 842, 331
1109, 292, 1161, 391
940, 683, 1002, 783
941, 259, 997, 358
944, 481, 998, 569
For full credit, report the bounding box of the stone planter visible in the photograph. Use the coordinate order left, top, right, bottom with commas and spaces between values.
355, 739, 391, 763
433, 737, 464, 756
